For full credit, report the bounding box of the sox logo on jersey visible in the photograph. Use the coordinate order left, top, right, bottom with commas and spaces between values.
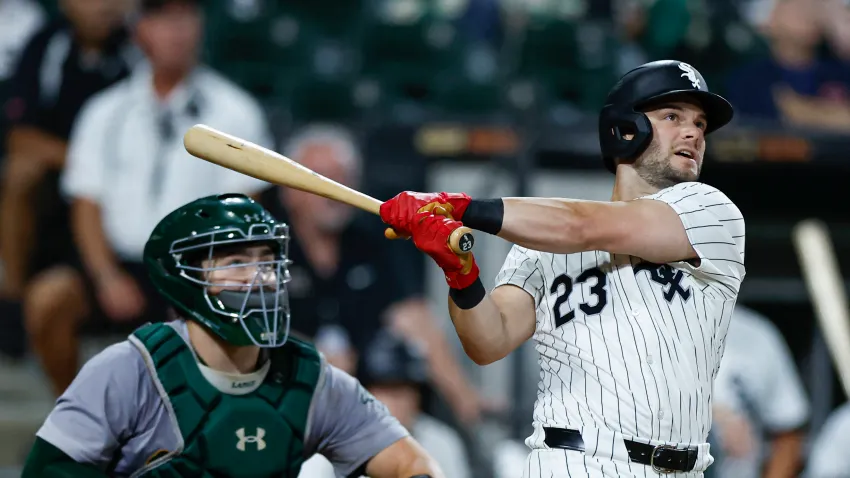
495, 182, 745, 477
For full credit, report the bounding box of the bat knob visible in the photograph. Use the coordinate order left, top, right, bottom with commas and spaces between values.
449, 227, 475, 255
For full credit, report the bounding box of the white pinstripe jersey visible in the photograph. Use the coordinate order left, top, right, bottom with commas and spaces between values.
495, 182, 746, 449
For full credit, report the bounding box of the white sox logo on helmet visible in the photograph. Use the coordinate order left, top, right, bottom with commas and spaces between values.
678, 62, 701, 89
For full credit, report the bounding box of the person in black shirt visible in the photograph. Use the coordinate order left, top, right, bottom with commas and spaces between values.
0, 0, 135, 358
261, 123, 487, 425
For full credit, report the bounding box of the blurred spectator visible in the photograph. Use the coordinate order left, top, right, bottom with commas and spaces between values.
0, 0, 136, 357
725, 0, 850, 130
457, 0, 504, 47
709, 305, 809, 478
298, 329, 473, 478
819, 0, 850, 61
804, 401, 850, 478
23, 0, 272, 397
613, 0, 690, 70
0, 0, 45, 271
260, 123, 486, 425
0, 0, 45, 82
738, 0, 778, 29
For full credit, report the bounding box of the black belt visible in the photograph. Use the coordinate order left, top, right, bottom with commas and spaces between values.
543, 427, 698, 474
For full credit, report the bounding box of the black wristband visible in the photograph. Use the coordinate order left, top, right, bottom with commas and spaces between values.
449, 276, 486, 309
463, 198, 504, 235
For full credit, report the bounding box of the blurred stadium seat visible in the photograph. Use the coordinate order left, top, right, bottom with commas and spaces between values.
512, 16, 619, 113
359, 0, 468, 108
669, 0, 769, 96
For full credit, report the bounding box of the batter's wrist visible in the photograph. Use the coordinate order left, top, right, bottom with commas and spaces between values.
462, 198, 504, 235
449, 277, 486, 309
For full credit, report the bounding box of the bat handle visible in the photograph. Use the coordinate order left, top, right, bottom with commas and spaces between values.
448, 226, 475, 255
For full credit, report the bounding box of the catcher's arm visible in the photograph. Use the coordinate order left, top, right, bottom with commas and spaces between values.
22, 437, 107, 478
364, 436, 445, 478
304, 362, 443, 477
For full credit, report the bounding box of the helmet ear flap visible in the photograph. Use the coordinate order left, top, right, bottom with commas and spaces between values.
599, 108, 653, 173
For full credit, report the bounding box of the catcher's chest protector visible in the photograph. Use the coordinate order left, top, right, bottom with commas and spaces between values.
131, 323, 321, 478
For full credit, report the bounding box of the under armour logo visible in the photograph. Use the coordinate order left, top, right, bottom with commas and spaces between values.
678, 62, 701, 89
634, 262, 692, 302
236, 427, 266, 451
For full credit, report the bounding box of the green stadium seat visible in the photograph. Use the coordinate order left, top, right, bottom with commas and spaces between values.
282, 76, 367, 123
514, 17, 620, 111
359, 1, 467, 104
215, 61, 280, 99
203, 1, 281, 65
432, 78, 508, 117
37, 0, 59, 18
278, 0, 366, 40
669, 0, 770, 96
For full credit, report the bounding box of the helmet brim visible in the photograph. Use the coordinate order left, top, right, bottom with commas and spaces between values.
634, 89, 734, 135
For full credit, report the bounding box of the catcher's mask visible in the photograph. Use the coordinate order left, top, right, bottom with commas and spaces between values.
145, 193, 292, 347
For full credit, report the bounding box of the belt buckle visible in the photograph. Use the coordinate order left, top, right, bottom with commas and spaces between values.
650, 445, 678, 474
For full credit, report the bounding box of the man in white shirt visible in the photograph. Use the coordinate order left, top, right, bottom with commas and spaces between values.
299, 329, 474, 478
0, 0, 44, 82
709, 305, 810, 478
22, 0, 273, 398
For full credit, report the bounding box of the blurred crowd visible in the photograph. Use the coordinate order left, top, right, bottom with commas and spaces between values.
0, 0, 849, 477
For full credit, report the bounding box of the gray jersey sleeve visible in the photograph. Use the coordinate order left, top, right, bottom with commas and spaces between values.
36, 341, 145, 467
304, 361, 409, 476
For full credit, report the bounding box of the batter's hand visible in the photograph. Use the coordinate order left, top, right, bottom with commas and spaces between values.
381, 191, 471, 239
410, 212, 479, 289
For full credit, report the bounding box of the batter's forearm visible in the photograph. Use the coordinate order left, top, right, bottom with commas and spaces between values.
448, 293, 512, 365
496, 197, 595, 253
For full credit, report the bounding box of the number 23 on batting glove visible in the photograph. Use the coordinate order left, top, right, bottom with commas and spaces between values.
411, 212, 479, 290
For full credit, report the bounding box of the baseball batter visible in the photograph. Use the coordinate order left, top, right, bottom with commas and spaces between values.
21, 194, 444, 478
380, 60, 746, 477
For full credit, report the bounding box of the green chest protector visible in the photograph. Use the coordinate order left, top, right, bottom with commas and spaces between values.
130, 323, 322, 478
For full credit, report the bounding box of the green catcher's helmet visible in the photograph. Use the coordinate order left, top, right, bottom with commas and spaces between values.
144, 193, 292, 347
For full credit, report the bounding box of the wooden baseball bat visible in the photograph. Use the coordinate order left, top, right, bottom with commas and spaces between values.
183, 124, 475, 256
793, 220, 850, 399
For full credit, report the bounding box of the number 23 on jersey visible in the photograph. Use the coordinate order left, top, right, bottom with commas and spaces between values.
550, 263, 692, 328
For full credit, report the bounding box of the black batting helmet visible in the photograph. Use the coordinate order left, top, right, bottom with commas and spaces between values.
357, 329, 429, 388
598, 60, 734, 173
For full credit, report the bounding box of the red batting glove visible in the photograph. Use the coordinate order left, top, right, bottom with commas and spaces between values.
410, 212, 479, 290
380, 191, 472, 237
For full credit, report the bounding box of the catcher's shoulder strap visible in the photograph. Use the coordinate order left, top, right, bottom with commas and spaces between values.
266, 334, 322, 390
